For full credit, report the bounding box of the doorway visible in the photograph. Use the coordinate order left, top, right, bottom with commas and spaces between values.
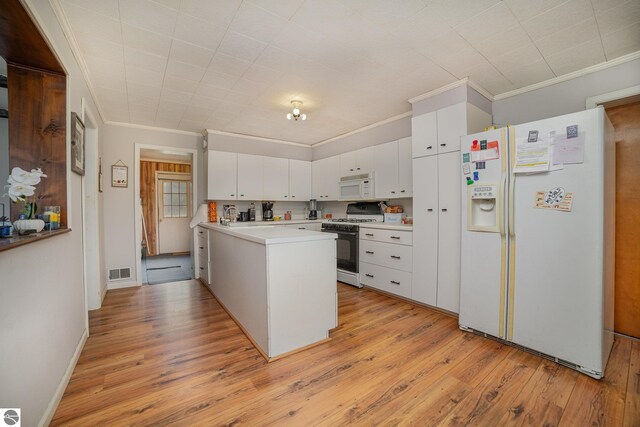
138, 148, 195, 285
606, 99, 640, 339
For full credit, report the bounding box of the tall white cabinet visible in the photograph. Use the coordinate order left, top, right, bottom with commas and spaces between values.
312, 155, 340, 200
205, 150, 238, 200
411, 102, 491, 313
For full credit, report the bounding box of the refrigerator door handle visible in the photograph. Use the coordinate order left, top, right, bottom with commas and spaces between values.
500, 173, 507, 237
509, 173, 516, 237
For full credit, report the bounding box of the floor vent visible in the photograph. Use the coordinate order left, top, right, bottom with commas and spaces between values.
108, 267, 132, 281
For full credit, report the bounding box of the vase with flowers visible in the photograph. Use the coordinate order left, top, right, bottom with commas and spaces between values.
4, 166, 47, 234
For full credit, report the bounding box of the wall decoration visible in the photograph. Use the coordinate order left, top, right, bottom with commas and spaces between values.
70, 112, 85, 175
111, 160, 128, 188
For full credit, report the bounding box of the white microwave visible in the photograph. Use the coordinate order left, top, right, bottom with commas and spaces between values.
339, 172, 375, 200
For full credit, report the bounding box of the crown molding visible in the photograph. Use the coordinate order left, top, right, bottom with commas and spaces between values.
493, 51, 640, 101
311, 111, 413, 148
49, 0, 108, 124
106, 120, 203, 137
204, 129, 312, 148
467, 79, 495, 102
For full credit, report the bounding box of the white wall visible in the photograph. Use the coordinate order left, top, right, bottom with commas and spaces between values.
101, 124, 202, 285
206, 130, 312, 161
312, 116, 412, 160
492, 58, 640, 126
0, 0, 104, 425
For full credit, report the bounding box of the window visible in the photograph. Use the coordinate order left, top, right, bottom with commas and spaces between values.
161, 180, 190, 218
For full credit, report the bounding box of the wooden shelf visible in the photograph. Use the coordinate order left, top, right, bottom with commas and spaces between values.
0, 228, 71, 252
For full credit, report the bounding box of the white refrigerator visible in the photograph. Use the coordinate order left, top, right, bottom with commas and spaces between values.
459, 107, 615, 379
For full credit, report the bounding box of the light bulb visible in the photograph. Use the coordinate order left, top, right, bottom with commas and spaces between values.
301, 114, 307, 120
286, 113, 293, 120
292, 107, 300, 115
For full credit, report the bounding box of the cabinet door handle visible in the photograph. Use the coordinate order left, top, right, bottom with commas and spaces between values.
284, 195, 288, 198
298, 227, 306, 230
240, 194, 244, 197
357, 167, 361, 170
427, 208, 433, 212
390, 255, 401, 259
365, 274, 374, 278
365, 233, 374, 237
350, 168, 354, 171
199, 231, 204, 234
365, 251, 374, 254
391, 191, 396, 194
390, 236, 401, 240
199, 267, 204, 270
230, 194, 235, 197
199, 246, 204, 250
427, 146, 433, 149
440, 143, 446, 147
390, 280, 400, 285
291, 195, 295, 198
401, 190, 405, 193
441, 208, 448, 212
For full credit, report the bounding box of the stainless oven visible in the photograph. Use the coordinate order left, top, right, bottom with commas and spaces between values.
321, 223, 362, 288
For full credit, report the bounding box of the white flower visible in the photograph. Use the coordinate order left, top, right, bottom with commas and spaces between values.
7, 183, 35, 202
9, 167, 42, 186
31, 168, 47, 178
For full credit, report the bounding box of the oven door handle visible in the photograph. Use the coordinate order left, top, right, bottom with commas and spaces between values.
323, 230, 359, 236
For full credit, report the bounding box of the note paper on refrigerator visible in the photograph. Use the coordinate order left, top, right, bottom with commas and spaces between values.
513, 136, 550, 174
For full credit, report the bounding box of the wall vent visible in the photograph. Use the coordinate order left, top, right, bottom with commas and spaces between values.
108, 267, 132, 281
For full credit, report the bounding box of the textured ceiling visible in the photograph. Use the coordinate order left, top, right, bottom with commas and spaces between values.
57, 0, 640, 144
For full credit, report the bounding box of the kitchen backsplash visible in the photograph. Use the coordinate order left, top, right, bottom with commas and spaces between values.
211, 198, 413, 221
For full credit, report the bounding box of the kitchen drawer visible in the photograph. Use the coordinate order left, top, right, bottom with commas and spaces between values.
359, 239, 412, 272
198, 260, 209, 285
359, 262, 412, 299
360, 228, 412, 245
285, 223, 322, 232
198, 250, 209, 269
196, 226, 208, 239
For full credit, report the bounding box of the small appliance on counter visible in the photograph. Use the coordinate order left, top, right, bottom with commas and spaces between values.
262, 201, 274, 221
238, 211, 249, 222
308, 199, 319, 220
248, 203, 256, 221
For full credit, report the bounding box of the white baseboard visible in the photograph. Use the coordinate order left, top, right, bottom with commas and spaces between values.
107, 279, 140, 290
38, 328, 88, 427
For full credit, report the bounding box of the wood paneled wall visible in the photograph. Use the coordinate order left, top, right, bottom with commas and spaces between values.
140, 160, 191, 256
607, 101, 640, 338
8, 64, 67, 224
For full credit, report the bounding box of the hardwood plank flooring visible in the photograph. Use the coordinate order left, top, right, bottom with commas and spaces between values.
52, 281, 640, 426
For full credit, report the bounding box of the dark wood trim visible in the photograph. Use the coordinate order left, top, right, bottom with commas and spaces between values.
0, 0, 65, 74
0, 227, 71, 252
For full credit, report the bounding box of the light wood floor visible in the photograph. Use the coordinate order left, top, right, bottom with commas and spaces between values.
52, 280, 639, 426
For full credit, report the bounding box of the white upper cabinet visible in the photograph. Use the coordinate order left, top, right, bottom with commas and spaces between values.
373, 140, 399, 199
340, 146, 374, 176
263, 156, 289, 201
312, 155, 340, 200
289, 159, 312, 201
355, 146, 374, 174
339, 151, 357, 176
237, 154, 263, 200
206, 150, 237, 200
412, 111, 437, 158
398, 137, 412, 197
436, 103, 467, 153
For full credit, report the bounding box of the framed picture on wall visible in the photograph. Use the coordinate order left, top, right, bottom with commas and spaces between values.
111, 162, 128, 188
70, 112, 85, 176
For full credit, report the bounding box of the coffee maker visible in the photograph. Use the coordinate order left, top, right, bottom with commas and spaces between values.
262, 201, 274, 221
308, 199, 319, 220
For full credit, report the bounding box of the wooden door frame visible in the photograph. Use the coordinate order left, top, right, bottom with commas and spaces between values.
155, 171, 192, 256
134, 144, 198, 287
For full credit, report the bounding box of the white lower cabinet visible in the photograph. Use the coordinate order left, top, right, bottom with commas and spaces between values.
359, 226, 412, 299
196, 226, 210, 286
359, 262, 412, 299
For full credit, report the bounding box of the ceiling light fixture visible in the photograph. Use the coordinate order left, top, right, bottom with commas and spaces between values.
286, 100, 307, 121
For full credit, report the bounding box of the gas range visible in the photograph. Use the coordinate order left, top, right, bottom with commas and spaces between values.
321, 202, 384, 288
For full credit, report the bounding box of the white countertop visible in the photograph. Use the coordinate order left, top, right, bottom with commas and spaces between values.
226, 219, 324, 227
200, 223, 336, 245
358, 223, 413, 231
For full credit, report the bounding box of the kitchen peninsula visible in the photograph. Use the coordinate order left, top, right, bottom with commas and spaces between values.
199, 224, 337, 360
